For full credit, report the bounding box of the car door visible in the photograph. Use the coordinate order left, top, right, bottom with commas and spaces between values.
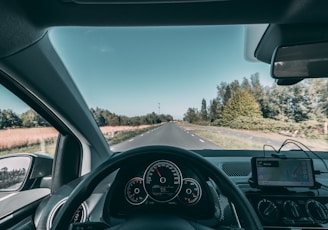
0, 83, 58, 229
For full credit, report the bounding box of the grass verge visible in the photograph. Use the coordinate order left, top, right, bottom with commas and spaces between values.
178, 122, 327, 151
105, 125, 161, 145
192, 129, 264, 150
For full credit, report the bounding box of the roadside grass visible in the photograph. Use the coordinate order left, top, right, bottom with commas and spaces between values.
192, 129, 264, 150
105, 125, 161, 145
178, 122, 327, 151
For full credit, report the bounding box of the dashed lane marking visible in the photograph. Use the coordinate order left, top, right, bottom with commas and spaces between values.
199, 139, 205, 143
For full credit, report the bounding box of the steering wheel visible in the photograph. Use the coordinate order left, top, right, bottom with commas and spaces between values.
51, 145, 263, 230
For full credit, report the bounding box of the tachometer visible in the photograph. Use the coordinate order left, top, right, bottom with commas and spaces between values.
143, 160, 183, 202
179, 178, 202, 205
125, 177, 148, 205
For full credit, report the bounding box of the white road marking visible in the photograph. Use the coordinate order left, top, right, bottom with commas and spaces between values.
191, 134, 195, 137
141, 134, 144, 137
199, 139, 205, 143
129, 139, 134, 142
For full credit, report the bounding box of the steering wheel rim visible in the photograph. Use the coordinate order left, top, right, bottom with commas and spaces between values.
51, 145, 263, 230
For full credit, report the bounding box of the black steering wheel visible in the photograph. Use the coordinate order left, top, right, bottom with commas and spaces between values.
51, 146, 263, 230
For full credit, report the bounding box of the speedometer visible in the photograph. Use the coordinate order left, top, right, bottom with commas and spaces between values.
143, 160, 183, 202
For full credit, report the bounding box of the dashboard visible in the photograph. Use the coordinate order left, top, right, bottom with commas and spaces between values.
34, 151, 328, 230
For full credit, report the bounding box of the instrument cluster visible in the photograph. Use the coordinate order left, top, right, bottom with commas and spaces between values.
125, 160, 202, 206
106, 158, 214, 220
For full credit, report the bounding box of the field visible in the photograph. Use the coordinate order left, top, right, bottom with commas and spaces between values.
0, 127, 58, 150
0, 125, 153, 156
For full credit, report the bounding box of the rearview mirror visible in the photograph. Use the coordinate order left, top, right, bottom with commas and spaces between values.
271, 42, 328, 80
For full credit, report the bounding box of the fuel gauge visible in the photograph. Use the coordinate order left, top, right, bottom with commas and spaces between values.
125, 177, 148, 205
179, 178, 202, 205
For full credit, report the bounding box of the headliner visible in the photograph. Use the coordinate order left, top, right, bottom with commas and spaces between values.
1, 0, 328, 58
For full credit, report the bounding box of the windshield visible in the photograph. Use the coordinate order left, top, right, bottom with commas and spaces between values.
49, 25, 328, 153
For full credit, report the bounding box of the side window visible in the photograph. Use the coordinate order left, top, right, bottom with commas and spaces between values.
0, 85, 57, 191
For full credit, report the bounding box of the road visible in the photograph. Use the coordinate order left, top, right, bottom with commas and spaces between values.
110, 123, 220, 152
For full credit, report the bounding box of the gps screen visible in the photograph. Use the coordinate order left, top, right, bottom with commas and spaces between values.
252, 158, 315, 187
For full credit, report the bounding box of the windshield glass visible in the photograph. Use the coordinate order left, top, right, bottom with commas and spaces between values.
49, 25, 328, 153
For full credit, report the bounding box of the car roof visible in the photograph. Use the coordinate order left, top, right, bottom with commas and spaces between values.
1, 0, 328, 59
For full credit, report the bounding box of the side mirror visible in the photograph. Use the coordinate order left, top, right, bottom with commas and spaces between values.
0, 154, 53, 191
271, 42, 328, 84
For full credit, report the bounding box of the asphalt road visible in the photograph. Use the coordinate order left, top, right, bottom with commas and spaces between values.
110, 122, 220, 152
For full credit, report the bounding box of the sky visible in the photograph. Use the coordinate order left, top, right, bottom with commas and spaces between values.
0, 25, 274, 120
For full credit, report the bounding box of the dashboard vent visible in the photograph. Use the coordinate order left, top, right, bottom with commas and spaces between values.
221, 162, 251, 177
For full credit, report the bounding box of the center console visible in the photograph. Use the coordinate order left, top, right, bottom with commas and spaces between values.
244, 157, 328, 229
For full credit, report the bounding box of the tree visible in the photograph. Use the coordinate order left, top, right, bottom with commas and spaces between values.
250, 73, 263, 99
217, 80, 241, 107
217, 82, 227, 106
230, 80, 241, 93
241, 77, 251, 92
262, 80, 320, 122
249, 73, 268, 117
200, 99, 208, 121
109, 116, 120, 126
290, 83, 311, 122
20, 109, 49, 127
0, 109, 21, 129
264, 84, 291, 121
311, 79, 328, 119
159, 114, 173, 122
183, 108, 200, 123
91, 107, 106, 126
221, 90, 262, 124
209, 99, 220, 122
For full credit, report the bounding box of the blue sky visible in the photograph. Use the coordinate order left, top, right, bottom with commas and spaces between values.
0, 25, 273, 119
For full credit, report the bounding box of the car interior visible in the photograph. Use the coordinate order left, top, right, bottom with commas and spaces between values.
1, 1, 328, 230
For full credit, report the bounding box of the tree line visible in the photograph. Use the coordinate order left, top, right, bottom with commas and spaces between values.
0, 109, 49, 129
90, 108, 173, 126
184, 73, 328, 126
0, 108, 173, 130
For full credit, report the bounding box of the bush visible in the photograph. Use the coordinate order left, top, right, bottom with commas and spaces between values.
220, 90, 262, 125
299, 120, 326, 138
193, 120, 211, 126
226, 116, 298, 133
217, 116, 326, 139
